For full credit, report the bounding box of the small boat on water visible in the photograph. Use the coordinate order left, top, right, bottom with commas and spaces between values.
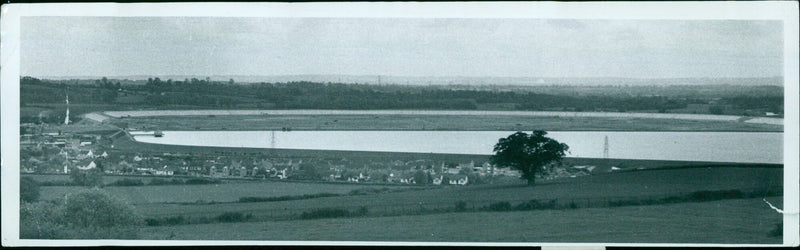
154, 130, 164, 137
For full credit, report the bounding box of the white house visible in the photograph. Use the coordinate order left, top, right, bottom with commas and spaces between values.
77, 161, 96, 170
153, 165, 174, 176
457, 175, 469, 185
432, 175, 443, 185
277, 168, 288, 179
239, 166, 248, 177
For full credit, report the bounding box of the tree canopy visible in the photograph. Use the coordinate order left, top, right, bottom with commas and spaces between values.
490, 130, 569, 186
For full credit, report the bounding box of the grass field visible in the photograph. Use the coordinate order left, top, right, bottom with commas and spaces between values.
114, 114, 783, 132
24, 174, 201, 186
37, 180, 408, 204
139, 197, 783, 243
35, 166, 781, 222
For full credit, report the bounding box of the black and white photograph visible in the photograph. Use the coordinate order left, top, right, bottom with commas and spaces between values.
1, 2, 798, 247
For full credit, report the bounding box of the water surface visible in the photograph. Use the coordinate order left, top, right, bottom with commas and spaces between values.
133, 131, 782, 164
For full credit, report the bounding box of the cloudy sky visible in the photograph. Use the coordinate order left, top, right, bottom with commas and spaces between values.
22, 17, 783, 78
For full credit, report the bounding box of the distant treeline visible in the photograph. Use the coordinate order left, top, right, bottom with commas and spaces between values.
20, 76, 783, 116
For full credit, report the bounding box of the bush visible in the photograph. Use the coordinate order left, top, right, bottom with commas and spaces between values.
107, 178, 145, 187
300, 208, 350, 220
216, 212, 249, 223
455, 200, 467, 212
63, 188, 143, 228
148, 178, 184, 186
356, 206, 369, 216
688, 189, 744, 202
515, 199, 557, 210
146, 215, 186, 226
145, 218, 160, 226
20, 201, 67, 239
62, 226, 140, 239
608, 199, 642, 207
70, 168, 104, 187
487, 201, 512, 211
20, 177, 40, 203
239, 193, 341, 203
21, 189, 143, 239
568, 201, 578, 209
659, 196, 686, 204
37, 179, 75, 186
348, 187, 392, 196
184, 178, 221, 185
769, 222, 782, 238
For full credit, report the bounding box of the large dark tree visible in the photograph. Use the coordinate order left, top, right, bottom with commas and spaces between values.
490, 131, 569, 186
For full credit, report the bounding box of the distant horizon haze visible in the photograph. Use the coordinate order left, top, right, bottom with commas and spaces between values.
22, 17, 783, 81
25, 74, 784, 86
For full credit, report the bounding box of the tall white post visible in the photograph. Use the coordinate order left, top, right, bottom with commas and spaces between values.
64, 91, 70, 125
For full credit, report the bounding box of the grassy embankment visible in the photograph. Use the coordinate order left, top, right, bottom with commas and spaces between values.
113, 114, 783, 132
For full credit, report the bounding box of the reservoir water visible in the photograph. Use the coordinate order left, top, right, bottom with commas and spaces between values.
132, 131, 783, 164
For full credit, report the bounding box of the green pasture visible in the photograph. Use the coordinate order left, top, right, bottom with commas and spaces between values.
34, 167, 780, 221
37, 180, 407, 204
140, 197, 782, 243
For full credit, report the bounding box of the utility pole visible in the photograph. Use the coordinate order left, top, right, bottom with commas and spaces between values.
603, 135, 609, 159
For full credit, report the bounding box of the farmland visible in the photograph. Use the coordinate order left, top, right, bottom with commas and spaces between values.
139, 197, 782, 243
130, 166, 781, 219
31, 176, 409, 204
33, 166, 782, 225
112, 113, 782, 132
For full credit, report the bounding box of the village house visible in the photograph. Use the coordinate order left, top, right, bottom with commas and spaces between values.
447, 175, 469, 185
209, 166, 218, 177
77, 160, 97, 171
432, 175, 443, 185
239, 166, 248, 177
277, 168, 288, 179
153, 165, 175, 176
222, 166, 230, 176
386, 172, 400, 183
399, 175, 415, 184
446, 166, 461, 175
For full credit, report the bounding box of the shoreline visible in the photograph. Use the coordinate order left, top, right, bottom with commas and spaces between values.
93, 113, 783, 133
100, 109, 784, 125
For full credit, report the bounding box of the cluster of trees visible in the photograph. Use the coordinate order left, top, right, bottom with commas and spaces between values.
21, 76, 784, 114
20, 178, 143, 239
21, 76, 118, 105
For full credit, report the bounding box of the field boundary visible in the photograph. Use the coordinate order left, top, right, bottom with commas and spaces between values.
141, 186, 783, 227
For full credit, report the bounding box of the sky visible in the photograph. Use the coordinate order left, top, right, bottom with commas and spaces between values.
21, 17, 783, 79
